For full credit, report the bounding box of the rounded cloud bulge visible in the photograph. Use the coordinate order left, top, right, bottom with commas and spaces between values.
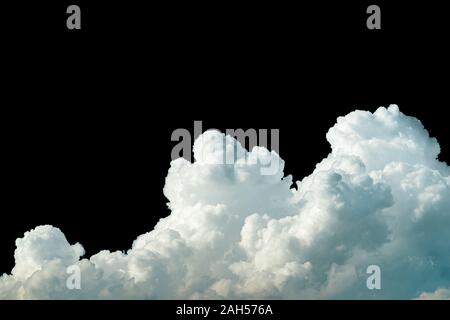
1, 105, 449, 299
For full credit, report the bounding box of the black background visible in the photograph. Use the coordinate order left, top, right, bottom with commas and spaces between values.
2, 0, 449, 312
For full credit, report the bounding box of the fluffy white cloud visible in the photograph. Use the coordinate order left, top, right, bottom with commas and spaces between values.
416, 288, 450, 300
1, 105, 449, 299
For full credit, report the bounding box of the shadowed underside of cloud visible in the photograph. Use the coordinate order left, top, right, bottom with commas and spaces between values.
1, 105, 450, 299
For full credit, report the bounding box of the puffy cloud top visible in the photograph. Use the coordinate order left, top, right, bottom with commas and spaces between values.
12, 225, 84, 281
1, 105, 449, 299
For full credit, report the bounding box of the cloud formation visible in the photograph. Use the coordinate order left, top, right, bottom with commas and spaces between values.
1, 105, 449, 299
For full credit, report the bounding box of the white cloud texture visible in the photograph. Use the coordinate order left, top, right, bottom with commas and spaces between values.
1, 105, 450, 299
416, 288, 450, 300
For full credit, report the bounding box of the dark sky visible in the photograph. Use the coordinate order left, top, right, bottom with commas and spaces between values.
1, 1, 448, 277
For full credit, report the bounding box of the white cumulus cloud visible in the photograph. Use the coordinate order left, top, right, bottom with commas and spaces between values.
416, 288, 450, 300
1, 105, 449, 299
